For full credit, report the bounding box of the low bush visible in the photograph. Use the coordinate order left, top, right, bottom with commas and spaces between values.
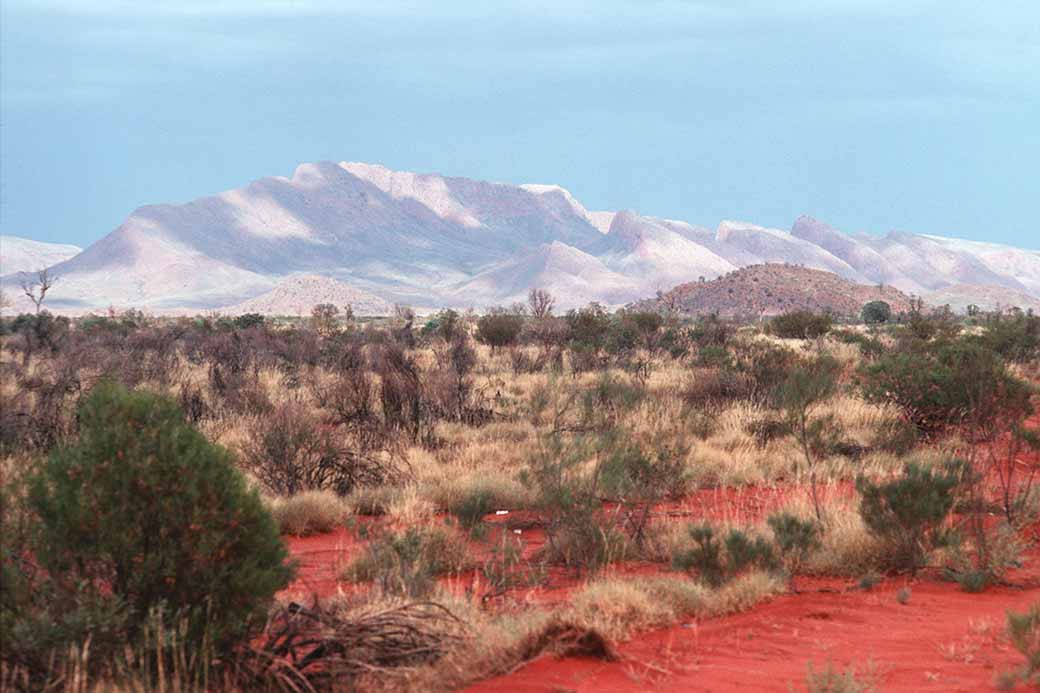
447, 486, 497, 531
476, 309, 524, 351
856, 459, 963, 574
859, 339, 1033, 436
767, 513, 821, 587
8, 382, 292, 682
343, 526, 471, 597
1004, 602, 1040, 688
768, 310, 833, 340
671, 523, 777, 587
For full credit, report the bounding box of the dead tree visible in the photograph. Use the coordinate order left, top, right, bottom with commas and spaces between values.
20, 268, 56, 314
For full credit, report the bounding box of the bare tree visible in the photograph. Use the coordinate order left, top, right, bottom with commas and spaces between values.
20, 268, 56, 314
527, 288, 555, 319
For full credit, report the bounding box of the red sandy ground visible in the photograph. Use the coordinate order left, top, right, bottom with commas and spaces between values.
281, 419, 1040, 691
466, 570, 1040, 692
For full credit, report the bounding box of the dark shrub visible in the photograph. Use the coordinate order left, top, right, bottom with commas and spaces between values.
24, 382, 292, 656
732, 341, 802, 405
672, 524, 775, 587
859, 339, 1033, 436
767, 513, 820, 584
421, 309, 463, 343
242, 403, 397, 496
973, 312, 1040, 363
768, 311, 833, 340
689, 313, 732, 349
681, 368, 751, 414
566, 303, 612, 351
476, 309, 524, 351
232, 312, 265, 329
861, 301, 892, 325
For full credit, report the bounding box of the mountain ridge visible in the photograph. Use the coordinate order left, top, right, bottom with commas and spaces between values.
2, 161, 1038, 315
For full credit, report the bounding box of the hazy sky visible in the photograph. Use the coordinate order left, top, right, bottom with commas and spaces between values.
3, 1, 1038, 248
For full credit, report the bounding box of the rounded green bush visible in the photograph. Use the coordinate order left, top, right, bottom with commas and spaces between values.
28, 381, 294, 650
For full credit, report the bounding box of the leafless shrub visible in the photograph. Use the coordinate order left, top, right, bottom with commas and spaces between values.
247, 601, 466, 688
210, 363, 272, 415
242, 403, 402, 496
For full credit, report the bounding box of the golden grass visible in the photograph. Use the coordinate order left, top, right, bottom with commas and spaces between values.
266, 490, 347, 536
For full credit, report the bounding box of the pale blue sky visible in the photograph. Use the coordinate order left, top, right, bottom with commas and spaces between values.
3, 1, 1038, 248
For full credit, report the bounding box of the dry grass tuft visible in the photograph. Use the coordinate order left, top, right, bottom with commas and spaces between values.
267, 490, 347, 536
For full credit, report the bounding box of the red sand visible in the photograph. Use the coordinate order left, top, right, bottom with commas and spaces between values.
466, 574, 1040, 692
283, 517, 1040, 691
281, 415, 1040, 691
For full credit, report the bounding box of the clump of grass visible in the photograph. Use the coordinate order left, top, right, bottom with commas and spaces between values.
345, 484, 401, 515
1002, 602, 1040, 688
802, 659, 880, 692
572, 571, 784, 641
342, 525, 471, 597
267, 490, 347, 536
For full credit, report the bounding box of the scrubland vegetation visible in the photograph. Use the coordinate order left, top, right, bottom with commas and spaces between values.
2, 294, 1040, 691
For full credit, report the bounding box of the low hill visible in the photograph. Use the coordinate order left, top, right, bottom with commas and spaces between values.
221, 274, 393, 316
634, 264, 915, 318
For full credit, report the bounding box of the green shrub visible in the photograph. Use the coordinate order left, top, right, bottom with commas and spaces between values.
768, 311, 833, 340
856, 460, 963, 574
860, 301, 892, 325
974, 313, 1040, 363
448, 487, 496, 531
1006, 603, 1040, 687
521, 432, 624, 573
475, 309, 524, 351
672, 523, 725, 587
775, 355, 841, 520
767, 513, 820, 584
859, 339, 1033, 436
672, 524, 776, 587
24, 382, 292, 657
344, 526, 470, 597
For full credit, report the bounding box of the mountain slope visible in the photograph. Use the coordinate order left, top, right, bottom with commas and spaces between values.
0, 236, 81, 276
450, 241, 639, 309
589, 211, 736, 292
14, 162, 606, 311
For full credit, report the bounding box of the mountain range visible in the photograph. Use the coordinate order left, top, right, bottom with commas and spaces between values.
1, 161, 1038, 315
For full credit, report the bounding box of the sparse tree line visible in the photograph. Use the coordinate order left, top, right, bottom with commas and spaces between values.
2, 286, 1040, 690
